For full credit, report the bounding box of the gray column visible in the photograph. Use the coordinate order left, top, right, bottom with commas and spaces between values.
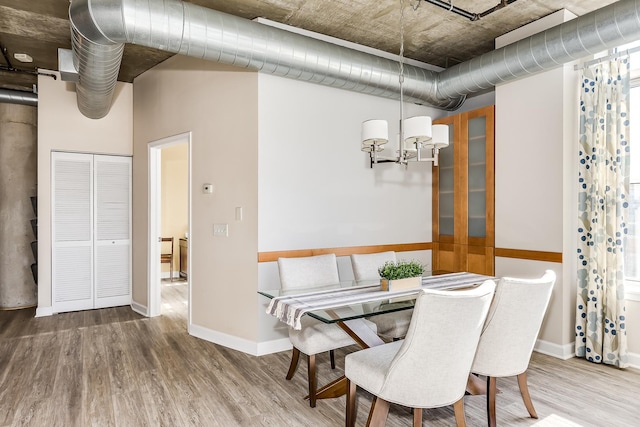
0, 103, 37, 309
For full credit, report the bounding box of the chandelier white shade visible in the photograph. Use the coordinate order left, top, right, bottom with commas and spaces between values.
361, 119, 389, 152
403, 116, 433, 147
432, 124, 450, 149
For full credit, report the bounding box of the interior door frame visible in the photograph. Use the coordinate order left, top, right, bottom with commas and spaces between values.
148, 132, 192, 327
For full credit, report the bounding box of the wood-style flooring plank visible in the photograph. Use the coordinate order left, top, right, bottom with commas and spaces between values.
138, 369, 186, 427
119, 319, 161, 374
10, 398, 52, 427
0, 334, 38, 425
83, 324, 116, 427
112, 390, 151, 427
103, 322, 138, 396
29, 331, 63, 400
50, 329, 84, 427
0, 308, 33, 339
0, 332, 16, 386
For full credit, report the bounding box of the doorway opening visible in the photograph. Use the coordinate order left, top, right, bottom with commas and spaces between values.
148, 133, 192, 330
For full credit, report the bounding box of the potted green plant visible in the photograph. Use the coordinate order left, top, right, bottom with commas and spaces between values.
378, 260, 424, 291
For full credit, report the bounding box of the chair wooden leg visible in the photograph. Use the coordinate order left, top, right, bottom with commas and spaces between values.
413, 408, 423, 427
308, 354, 317, 407
170, 261, 174, 282
517, 372, 538, 419
286, 347, 300, 380
486, 376, 497, 427
453, 398, 467, 427
366, 397, 390, 427
346, 379, 357, 427
330, 349, 336, 369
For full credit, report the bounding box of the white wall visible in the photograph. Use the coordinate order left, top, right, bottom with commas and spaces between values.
256, 73, 439, 345
36, 72, 133, 315
257, 73, 440, 251
495, 70, 565, 253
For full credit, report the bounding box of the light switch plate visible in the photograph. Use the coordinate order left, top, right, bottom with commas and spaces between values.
213, 223, 228, 236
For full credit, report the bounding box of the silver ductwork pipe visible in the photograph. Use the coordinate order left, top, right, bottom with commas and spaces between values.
70, 26, 124, 118
69, 0, 640, 119
0, 89, 37, 107
437, 0, 640, 98
68, 0, 453, 119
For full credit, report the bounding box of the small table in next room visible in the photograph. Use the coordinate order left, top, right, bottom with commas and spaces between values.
179, 238, 188, 279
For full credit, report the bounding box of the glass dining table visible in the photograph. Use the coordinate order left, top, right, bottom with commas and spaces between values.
259, 271, 494, 402
259, 279, 416, 322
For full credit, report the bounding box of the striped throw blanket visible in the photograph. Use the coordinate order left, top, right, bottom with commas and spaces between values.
266, 272, 494, 330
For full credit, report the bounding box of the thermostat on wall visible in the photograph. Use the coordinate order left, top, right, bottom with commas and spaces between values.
203, 183, 214, 194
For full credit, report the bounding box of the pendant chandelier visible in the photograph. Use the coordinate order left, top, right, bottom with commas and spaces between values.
361, 0, 449, 168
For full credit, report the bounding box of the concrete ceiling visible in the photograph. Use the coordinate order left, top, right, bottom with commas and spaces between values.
0, 0, 618, 93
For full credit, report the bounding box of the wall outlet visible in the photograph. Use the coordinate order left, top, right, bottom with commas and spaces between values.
213, 223, 228, 236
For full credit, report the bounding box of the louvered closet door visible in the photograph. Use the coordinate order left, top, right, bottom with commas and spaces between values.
52, 152, 94, 312
94, 155, 131, 308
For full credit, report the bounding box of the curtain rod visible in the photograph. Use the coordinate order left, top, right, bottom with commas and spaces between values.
574, 45, 640, 70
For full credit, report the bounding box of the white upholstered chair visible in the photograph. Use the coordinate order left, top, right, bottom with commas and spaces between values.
471, 270, 556, 427
345, 281, 496, 427
350, 251, 413, 341
277, 253, 376, 407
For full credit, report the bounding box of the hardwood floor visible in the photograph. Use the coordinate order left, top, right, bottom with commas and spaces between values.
1, 280, 639, 426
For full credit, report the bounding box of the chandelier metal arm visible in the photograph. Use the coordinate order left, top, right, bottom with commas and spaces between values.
366, 146, 441, 168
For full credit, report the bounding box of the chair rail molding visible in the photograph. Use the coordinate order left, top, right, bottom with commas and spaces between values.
258, 242, 432, 263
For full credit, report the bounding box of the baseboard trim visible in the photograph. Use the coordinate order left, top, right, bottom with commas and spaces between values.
189, 323, 257, 355
626, 351, 640, 370
188, 323, 291, 356
131, 301, 148, 317
256, 338, 293, 356
533, 340, 640, 369
534, 339, 575, 360
35, 306, 53, 317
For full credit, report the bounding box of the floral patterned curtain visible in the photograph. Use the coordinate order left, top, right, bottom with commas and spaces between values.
576, 56, 630, 368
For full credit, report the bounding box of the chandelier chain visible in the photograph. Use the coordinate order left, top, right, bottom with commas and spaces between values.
399, 0, 405, 81
399, 0, 406, 158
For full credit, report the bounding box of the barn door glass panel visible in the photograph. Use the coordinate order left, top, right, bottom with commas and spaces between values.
438, 123, 455, 236
468, 116, 487, 238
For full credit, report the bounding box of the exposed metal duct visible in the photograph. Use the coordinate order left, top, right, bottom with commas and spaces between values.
437, 0, 640, 98
0, 89, 37, 107
68, 0, 453, 119
69, 0, 640, 120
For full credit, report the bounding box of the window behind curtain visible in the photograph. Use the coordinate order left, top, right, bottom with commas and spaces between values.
625, 82, 640, 288
615, 41, 640, 297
